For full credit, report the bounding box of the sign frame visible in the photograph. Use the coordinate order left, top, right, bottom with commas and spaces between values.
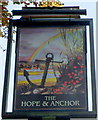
2, 18, 97, 119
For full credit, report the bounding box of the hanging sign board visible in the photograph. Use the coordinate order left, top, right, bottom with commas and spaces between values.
2, 8, 97, 120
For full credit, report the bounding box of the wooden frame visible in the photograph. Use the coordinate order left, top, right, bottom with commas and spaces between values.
2, 18, 97, 119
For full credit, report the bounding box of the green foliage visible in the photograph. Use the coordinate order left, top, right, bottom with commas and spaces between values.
59, 27, 84, 58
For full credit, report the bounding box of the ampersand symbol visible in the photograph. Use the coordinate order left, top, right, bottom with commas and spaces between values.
42, 101, 49, 106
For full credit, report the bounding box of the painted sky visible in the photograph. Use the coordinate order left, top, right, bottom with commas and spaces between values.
19, 26, 84, 63
19, 27, 66, 62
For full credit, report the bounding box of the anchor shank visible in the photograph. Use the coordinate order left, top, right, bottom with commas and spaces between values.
41, 58, 52, 87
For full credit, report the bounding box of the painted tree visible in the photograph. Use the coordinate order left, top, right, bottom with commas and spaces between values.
59, 27, 84, 58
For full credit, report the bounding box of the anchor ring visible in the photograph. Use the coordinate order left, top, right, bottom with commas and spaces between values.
46, 53, 54, 59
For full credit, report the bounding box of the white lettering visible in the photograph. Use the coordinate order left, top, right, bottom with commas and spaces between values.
21, 101, 40, 107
